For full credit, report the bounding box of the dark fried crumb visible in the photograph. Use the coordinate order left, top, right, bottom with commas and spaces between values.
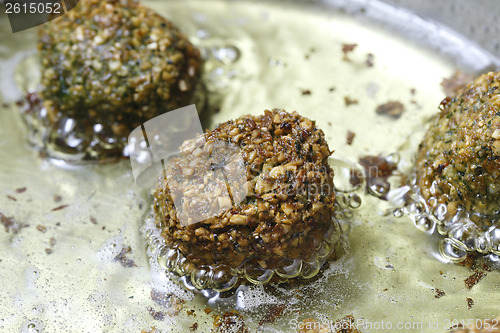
483, 262, 492, 272
346, 130, 356, 145
51, 204, 69, 211
2, 103, 9, 108
465, 271, 486, 289
301, 89, 312, 96
53, 195, 62, 203
16, 100, 24, 106
342, 43, 358, 61
6, 195, 17, 202
49, 237, 56, 247
150, 289, 185, 316
147, 307, 165, 321
214, 311, 249, 333
189, 323, 198, 331
358, 155, 398, 200
375, 101, 405, 119
458, 254, 475, 269
36, 225, 47, 233
304, 47, 316, 60
90, 217, 98, 224
366, 53, 374, 67
45, 248, 53, 255
434, 288, 445, 298
441, 70, 474, 97
259, 304, 287, 325
467, 297, 474, 309
15, 187, 27, 193
410, 88, 416, 95
0, 212, 28, 234
344, 96, 358, 106
349, 168, 363, 189
114, 246, 138, 268
329, 87, 336, 92
186, 309, 196, 316
204, 308, 212, 314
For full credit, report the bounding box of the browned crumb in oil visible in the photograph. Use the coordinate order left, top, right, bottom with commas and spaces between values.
36, 225, 47, 233
186, 309, 196, 316
304, 47, 316, 59
301, 89, 312, 96
114, 245, 137, 268
342, 43, 358, 61
375, 101, 405, 119
458, 254, 476, 269
45, 248, 53, 255
147, 307, 165, 321
441, 70, 474, 98
15, 187, 27, 193
359, 155, 397, 179
366, 53, 374, 67
214, 311, 249, 333
53, 195, 62, 203
357, 155, 398, 199
51, 204, 69, 211
467, 297, 474, 309
344, 96, 359, 106
434, 288, 445, 299
259, 304, 287, 326
90, 217, 98, 224
465, 271, 486, 289
204, 308, 213, 314
0, 212, 28, 234
346, 130, 356, 145
189, 322, 198, 331
6, 195, 17, 201
150, 289, 185, 317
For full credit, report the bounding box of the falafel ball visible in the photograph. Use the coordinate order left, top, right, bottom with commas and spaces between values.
154, 110, 340, 290
37, 0, 202, 158
416, 71, 500, 226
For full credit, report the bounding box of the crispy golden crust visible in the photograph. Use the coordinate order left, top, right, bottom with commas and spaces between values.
38, 0, 202, 137
154, 109, 336, 271
416, 72, 500, 224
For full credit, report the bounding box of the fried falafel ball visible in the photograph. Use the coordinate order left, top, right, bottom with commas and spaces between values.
154, 110, 340, 290
416, 72, 500, 227
37, 0, 202, 159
